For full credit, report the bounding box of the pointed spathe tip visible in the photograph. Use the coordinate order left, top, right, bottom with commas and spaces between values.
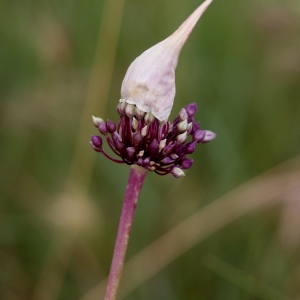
169, 0, 213, 50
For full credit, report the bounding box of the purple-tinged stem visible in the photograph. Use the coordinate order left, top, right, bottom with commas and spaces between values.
104, 165, 148, 300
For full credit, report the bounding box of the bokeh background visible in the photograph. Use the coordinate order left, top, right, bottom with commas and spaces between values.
1, 0, 300, 299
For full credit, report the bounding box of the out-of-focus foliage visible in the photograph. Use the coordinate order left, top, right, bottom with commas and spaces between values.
1, 0, 300, 299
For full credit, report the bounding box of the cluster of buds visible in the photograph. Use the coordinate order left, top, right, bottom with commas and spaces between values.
91, 102, 215, 178
90, 0, 216, 177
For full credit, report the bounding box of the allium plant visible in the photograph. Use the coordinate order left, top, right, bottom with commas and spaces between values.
90, 0, 216, 299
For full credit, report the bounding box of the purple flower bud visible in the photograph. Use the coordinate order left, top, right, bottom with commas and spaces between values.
192, 121, 201, 133
179, 108, 188, 121
117, 101, 126, 115
112, 133, 125, 152
126, 147, 135, 159
112, 132, 121, 143
149, 139, 159, 157
193, 130, 205, 143
185, 103, 198, 117
116, 140, 126, 152
133, 131, 143, 146
142, 157, 151, 168
106, 120, 116, 133
181, 158, 194, 169
171, 166, 185, 178
175, 144, 186, 156
185, 141, 196, 154
160, 157, 175, 165
136, 157, 143, 166
98, 122, 107, 134
90, 135, 103, 151
202, 130, 217, 143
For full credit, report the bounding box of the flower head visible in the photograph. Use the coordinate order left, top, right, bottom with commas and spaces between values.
91, 0, 216, 178
91, 102, 216, 177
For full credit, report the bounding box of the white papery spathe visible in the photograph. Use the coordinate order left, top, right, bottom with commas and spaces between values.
121, 0, 212, 122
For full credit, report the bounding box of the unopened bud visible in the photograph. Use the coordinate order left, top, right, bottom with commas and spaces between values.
177, 119, 188, 133
144, 112, 155, 124
132, 117, 138, 131
92, 116, 104, 127
126, 147, 135, 159
179, 108, 188, 121
136, 157, 143, 166
98, 122, 107, 134
181, 158, 194, 169
149, 139, 159, 155
133, 132, 143, 146
115, 139, 125, 152
159, 139, 167, 151
177, 131, 187, 144
117, 101, 126, 115
202, 130, 217, 143
143, 157, 151, 168
91, 135, 103, 149
125, 103, 135, 118
171, 167, 185, 178
106, 120, 116, 133
193, 130, 205, 143
160, 157, 174, 165
185, 103, 197, 117
186, 141, 196, 154
141, 125, 148, 137
112, 132, 122, 143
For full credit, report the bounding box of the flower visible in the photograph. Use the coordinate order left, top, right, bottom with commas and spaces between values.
91, 0, 216, 178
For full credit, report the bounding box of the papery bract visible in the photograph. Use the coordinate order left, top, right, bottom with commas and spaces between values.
121, 0, 213, 121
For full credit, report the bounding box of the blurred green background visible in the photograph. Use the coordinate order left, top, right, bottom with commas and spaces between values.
1, 0, 300, 299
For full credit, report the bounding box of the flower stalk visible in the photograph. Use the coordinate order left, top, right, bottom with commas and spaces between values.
104, 165, 148, 300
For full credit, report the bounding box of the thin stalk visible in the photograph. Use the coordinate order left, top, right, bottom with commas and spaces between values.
104, 165, 148, 300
